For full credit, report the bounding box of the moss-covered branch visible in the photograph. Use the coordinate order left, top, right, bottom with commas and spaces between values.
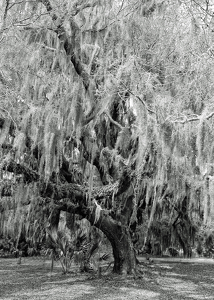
38, 0, 91, 91
3, 160, 39, 183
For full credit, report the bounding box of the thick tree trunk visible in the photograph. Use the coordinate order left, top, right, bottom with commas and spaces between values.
88, 212, 137, 275
110, 227, 136, 274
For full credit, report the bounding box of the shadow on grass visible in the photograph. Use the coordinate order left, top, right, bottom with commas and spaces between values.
1, 258, 214, 299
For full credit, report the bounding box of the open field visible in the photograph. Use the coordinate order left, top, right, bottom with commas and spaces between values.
0, 257, 214, 299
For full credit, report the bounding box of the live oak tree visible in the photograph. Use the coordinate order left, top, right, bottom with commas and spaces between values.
1, 0, 214, 274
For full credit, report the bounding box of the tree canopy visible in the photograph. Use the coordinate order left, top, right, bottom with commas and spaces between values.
1, 0, 214, 274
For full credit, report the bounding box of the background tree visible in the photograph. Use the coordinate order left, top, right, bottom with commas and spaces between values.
1, 0, 214, 275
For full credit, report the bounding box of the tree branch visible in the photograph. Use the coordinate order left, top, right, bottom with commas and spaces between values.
105, 112, 123, 130
2, 160, 39, 183
38, 0, 91, 91
120, 83, 156, 115
170, 111, 214, 124
0, 0, 9, 38
1, 158, 128, 202
70, 0, 99, 17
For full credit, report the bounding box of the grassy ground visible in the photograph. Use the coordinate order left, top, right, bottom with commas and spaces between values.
0, 257, 214, 299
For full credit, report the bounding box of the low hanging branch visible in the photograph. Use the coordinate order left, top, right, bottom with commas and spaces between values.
1, 158, 130, 203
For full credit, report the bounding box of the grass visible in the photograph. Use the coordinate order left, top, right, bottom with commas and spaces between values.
0, 257, 214, 299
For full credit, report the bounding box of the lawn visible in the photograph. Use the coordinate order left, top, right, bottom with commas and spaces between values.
0, 257, 214, 299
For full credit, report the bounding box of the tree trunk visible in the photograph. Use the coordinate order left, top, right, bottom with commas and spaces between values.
110, 226, 136, 275
89, 212, 137, 275
182, 242, 192, 258
176, 225, 192, 258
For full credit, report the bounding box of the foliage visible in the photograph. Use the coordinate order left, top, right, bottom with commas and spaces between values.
1, 0, 214, 273
195, 224, 214, 257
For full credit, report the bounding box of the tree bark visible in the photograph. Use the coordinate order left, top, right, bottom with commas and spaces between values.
110, 226, 136, 274
175, 223, 192, 258
86, 210, 137, 275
